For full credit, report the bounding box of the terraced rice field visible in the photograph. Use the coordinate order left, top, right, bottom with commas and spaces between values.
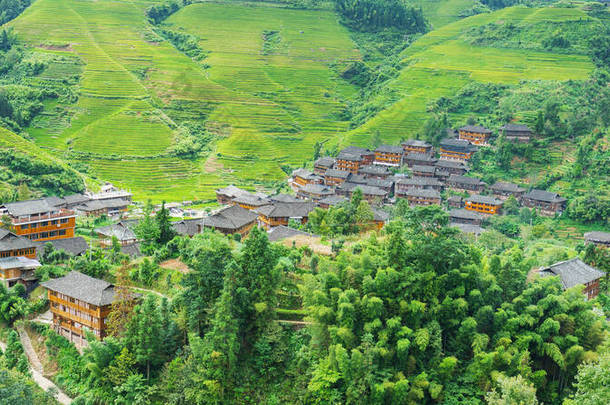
343, 6, 595, 146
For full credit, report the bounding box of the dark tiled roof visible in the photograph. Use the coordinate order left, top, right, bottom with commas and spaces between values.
318, 195, 347, 206
435, 160, 469, 170
402, 139, 431, 148
267, 226, 317, 242
500, 123, 531, 133
300, 184, 335, 196
375, 144, 403, 154
203, 205, 258, 230
76, 198, 130, 211
448, 174, 485, 186
341, 146, 370, 155
2, 199, 58, 217
405, 152, 436, 162
36, 237, 89, 257
447, 196, 463, 203
94, 222, 137, 241
324, 169, 351, 179
440, 138, 476, 152
449, 209, 484, 220
490, 182, 525, 193
0, 256, 41, 270
372, 209, 390, 222
365, 178, 394, 189
466, 195, 503, 206
0, 228, 37, 252
350, 185, 387, 196
523, 189, 566, 203
412, 165, 436, 174
337, 152, 363, 162
216, 185, 250, 198
314, 157, 335, 167
359, 165, 391, 175
397, 177, 442, 187
459, 125, 492, 134
584, 231, 610, 244
292, 168, 319, 180
121, 243, 142, 258
538, 258, 605, 290
62, 194, 90, 205
255, 202, 316, 218
41, 271, 117, 306
231, 194, 269, 207
172, 219, 202, 237
270, 194, 300, 203
403, 188, 441, 198
349, 174, 368, 184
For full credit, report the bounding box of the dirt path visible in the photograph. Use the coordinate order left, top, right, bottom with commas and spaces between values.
16, 326, 73, 404
129, 286, 171, 299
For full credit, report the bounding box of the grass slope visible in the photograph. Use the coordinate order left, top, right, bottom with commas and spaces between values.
343, 6, 595, 146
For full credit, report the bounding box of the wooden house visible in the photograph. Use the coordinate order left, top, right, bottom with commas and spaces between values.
318, 195, 347, 210
435, 160, 469, 175
94, 222, 137, 247
374, 145, 404, 167
358, 165, 392, 180
490, 182, 525, 200
203, 205, 258, 236
439, 138, 477, 162
324, 169, 351, 186
401, 139, 432, 154
313, 157, 336, 176
500, 123, 532, 143
584, 231, 610, 248
75, 198, 130, 217
522, 189, 567, 216
395, 177, 443, 195
342, 146, 375, 165
449, 209, 484, 225
0, 256, 40, 289
458, 125, 492, 145
400, 188, 441, 206
336, 183, 388, 205
42, 271, 138, 344
403, 152, 437, 168
0, 229, 37, 259
0, 199, 76, 242
231, 194, 270, 210
255, 202, 316, 230
35, 237, 89, 258
291, 169, 323, 189
335, 152, 363, 174
446, 174, 486, 193
365, 178, 395, 194
447, 196, 463, 209
451, 223, 486, 237
297, 184, 335, 201
538, 258, 606, 300
215, 185, 251, 205
411, 165, 436, 177
464, 195, 503, 215
172, 219, 204, 238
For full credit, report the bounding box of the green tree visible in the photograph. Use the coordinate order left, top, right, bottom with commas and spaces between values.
156, 201, 176, 245
486, 375, 538, 405
134, 200, 159, 255
563, 350, 610, 405
125, 295, 163, 380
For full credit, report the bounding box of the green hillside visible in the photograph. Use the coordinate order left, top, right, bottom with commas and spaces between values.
343, 6, 596, 146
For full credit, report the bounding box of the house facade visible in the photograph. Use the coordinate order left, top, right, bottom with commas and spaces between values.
500, 123, 532, 143
0, 199, 76, 242
458, 125, 492, 145
522, 189, 567, 216
465, 195, 503, 215
374, 145, 403, 167
538, 258, 605, 300
446, 174, 486, 193
400, 188, 441, 206
439, 138, 476, 162
490, 182, 525, 200
401, 140, 432, 154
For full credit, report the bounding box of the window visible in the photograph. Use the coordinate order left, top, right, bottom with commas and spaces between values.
60, 218, 69, 224
59, 229, 66, 236
21, 224, 29, 229
51, 220, 58, 225
50, 231, 57, 237
31, 223, 38, 229
41, 232, 49, 239
41, 221, 48, 226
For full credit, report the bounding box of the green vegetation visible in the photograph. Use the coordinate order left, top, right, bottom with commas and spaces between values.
334, 0, 428, 32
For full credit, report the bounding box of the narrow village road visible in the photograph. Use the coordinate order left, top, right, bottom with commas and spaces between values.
16, 326, 73, 405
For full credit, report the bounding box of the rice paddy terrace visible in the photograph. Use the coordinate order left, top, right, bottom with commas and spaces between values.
4, 0, 598, 201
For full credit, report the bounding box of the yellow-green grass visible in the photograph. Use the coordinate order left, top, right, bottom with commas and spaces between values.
343, 6, 595, 146
165, 2, 360, 180
411, 0, 478, 29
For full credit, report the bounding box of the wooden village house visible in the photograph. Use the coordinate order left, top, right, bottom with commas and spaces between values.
374, 145, 404, 167
403, 152, 437, 168
449, 209, 484, 225
521, 189, 567, 216
490, 182, 525, 200
464, 195, 503, 215
439, 138, 477, 162
0, 199, 77, 242
400, 188, 441, 207
313, 157, 336, 176
538, 258, 606, 300
500, 123, 532, 143
584, 231, 610, 248
458, 125, 492, 145
446, 174, 486, 193
401, 139, 432, 154
203, 205, 258, 236
324, 169, 351, 186
254, 202, 316, 230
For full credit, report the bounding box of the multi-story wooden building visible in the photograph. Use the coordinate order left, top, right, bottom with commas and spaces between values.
203, 205, 258, 236
464, 195, 503, 215
0, 229, 37, 259
403, 152, 437, 168
336, 183, 388, 205
313, 157, 336, 176
446, 174, 486, 193
521, 189, 567, 216
401, 139, 433, 154
335, 152, 364, 174
447, 196, 463, 209
231, 194, 270, 210
318, 195, 347, 209
584, 231, 610, 248
400, 188, 441, 206
255, 202, 316, 230
374, 145, 404, 167
0, 199, 76, 242
297, 184, 335, 201
411, 165, 436, 177
42, 271, 138, 344
215, 185, 252, 205
538, 258, 606, 300
358, 165, 392, 180
395, 177, 443, 194
75, 198, 130, 217
500, 123, 532, 143
94, 222, 137, 247
458, 125, 492, 145
439, 138, 477, 162
291, 169, 323, 189
490, 182, 525, 200
342, 146, 375, 165
435, 160, 469, 175
324, 169, 351, 186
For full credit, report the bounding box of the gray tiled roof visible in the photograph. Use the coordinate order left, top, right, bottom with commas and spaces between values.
267, 226, 317, 242
440, 138, 476, 152
203, 205, 258, 230
412, 165, 436, 174
490, 182, 525, 193
41, 271, 117, 306
500, 123, 531, 133
270, 194, 300, 203
449, 209, 484, 220
216, 185, 251, 198
466, 195, 503, 206
172, 219, 202, 237
76, 198, 130, 211
0, 229, 37, 252
2, 199, 58, 217
372, 209, 390, 222
405, 152, 436, 162
0, 256, 41, 270
365, 178, 394, 189
584, 231, 610, 244
61, 194, 90, 205
231, 194, 270, 207
255, 202, 316, 219
397, 177, 442, 187
35, 237, 89, 257
403, 188, 441, 198
451, 223, 486, 235
402, 139, 431, 148
354, 185, 388, 196
459, 125, 492, 134
359, 165, 391, 175
337, 152, 363, 162
318, 195, 347, 206
324, 169, 351, 179
94, 222, 137, 241
292, 168, 320, 181
349, 174, 368, 184
300, 184, 335, 196
538, 258, 605, 290
435, 160, 468, 170
314, 157, 336, 167
523, 189, 566, 203
341, 146, 371, 155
